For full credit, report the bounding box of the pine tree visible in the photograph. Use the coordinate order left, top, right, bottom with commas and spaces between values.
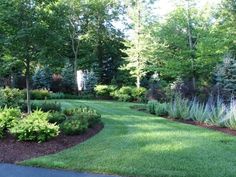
215, 54, 236, 95
32, 66, 52, 90
61, 62, 76, 93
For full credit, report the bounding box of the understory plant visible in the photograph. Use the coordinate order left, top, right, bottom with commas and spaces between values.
10, 110, 60, 142
188, 99, 211, 122
168, 95, 189, 119
0, 107, 21, 129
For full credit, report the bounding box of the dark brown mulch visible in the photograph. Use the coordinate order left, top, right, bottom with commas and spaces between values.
131, 107, 236, 137
166, 117, 236, 136
0, 124, 103, 163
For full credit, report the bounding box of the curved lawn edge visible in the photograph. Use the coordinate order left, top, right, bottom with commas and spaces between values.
20, 100, 236, 177
0, 123, 103, 163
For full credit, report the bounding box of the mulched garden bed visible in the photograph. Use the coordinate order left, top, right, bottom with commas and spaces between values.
172, 118, 236, 136
130, 105, 236, 137
0, 124, 103, 163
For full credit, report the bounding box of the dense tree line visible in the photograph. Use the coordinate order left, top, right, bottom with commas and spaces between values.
0, 0, 236, 112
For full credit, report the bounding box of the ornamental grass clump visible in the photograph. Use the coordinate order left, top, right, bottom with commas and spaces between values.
221, 100, 236, 129
188, 100, 211, 122
154, 102, 169, 116
147, 100, 158, 114
168, 95, 189, 119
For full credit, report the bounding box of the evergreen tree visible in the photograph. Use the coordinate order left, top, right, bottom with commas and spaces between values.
32, 66, 52, 90
215, 54, 236, 95
61, 62, 76, 93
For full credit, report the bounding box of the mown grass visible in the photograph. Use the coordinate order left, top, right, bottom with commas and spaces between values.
21, 100, 236, 177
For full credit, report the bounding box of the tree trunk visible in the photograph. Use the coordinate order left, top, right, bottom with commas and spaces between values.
136, 75, 140, 88
26, 58, 31, 114
186, 0, 196, 90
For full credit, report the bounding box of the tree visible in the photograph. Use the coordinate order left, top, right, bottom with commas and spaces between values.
0, 0, 67, 113
32, 66, 52, 90
61, 62, 76, 93
123, 0, 156, 88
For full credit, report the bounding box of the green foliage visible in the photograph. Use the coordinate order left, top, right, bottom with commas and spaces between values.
61, 62, 76, 93
0, 87, 23, 108
214, 55, 236, 96
84, 71, 98, 92
154, 102, 169, 117
49, 92, 65, 99
0, 123, 4, 139
60, 117, 88, 135
188, 100, 211, 122
131, 87, 147, 102
112, 86, 133, 102
30, 90, 50, 100
168, 95, 190, 119
10, 110, 59, 143
0, 107, 21, 130
20, 101, 61, 113
48, 112, 66, 124
147, 100, 158, 114
32, 66, 52, 90
94, 85, 117, 98
63, 106, 101, 127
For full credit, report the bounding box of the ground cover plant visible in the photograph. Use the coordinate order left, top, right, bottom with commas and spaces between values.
21, 100, 236, 177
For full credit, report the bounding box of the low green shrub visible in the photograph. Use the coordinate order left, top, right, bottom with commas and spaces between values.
111, 86, 133, 102
48, 111, 66, 124
147, 100, 158, 114
63, 106, 101, 127
0, 123, 4, 139
10, 110, 59, 142
131, 87, 147, 102
22, 89, 50, 100
37, 101, 61, 112
20, 101, 61, 112
94, 85, 117, 98
0, 107, 21, 130
49, 92, 65, 99
0, 87, 23, 107
60, 117, 88, 135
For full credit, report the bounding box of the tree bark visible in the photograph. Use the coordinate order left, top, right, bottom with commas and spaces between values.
26, 58, 31, 114
186, 0, 196, 90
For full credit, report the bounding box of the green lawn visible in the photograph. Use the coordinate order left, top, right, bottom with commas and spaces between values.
22, 100, 236, 177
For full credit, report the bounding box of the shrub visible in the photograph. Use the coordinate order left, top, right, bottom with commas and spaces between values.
0, 123, 4, 138
168, 95, 190, 119
147, 100, 158, 114
22, 89, 50, 100
94, 85, 117, 98
111, 86, 133, 102
10, 110, 59, 142
131, 87, 147, 102
37, 101, 61, 112
0, 107, 21, 129
20, 101, 61, 112
48, 111, 66, 124
60, 117, 88, 135
0, 87, 23, 107
63, 106, 101, 127
49, 92, 65, 99
31, 89, 50, 100
154, 102, 169, 116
